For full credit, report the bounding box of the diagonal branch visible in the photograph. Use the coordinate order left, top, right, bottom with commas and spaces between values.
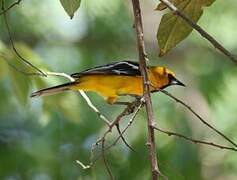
116, 123, 135, 152
160, 90, 237, 148
106, 100, 144, 150
159, 0, 237, 65
154, 126, 237, 152
102, 138, 114, 180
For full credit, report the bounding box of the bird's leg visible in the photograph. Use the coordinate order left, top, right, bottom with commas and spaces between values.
113, 101, 135, 114
114, 95, 143, 113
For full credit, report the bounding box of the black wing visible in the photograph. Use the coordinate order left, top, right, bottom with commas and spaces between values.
71, 60, 141, 78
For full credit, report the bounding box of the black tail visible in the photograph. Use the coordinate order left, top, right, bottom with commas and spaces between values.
30, 82, 76, 98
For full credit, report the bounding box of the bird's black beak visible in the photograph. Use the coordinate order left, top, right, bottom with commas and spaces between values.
171, 77, 186, 87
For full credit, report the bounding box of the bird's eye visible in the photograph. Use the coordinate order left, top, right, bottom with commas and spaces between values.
167, 73, 176, 84
168, 73, 174, 80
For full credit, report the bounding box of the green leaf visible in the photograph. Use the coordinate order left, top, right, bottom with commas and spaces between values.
59, 0, 81, 19
157, 0, 216, 56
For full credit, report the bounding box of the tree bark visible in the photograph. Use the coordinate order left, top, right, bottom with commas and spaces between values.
131, 0, 160, 179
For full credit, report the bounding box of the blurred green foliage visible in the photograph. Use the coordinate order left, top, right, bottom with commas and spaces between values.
0, 0, 237, 179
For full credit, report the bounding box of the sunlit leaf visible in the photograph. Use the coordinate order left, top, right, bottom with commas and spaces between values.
59, 0, 81, 19
157, 0, 216, 56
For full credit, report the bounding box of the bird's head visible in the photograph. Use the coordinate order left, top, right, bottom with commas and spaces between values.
150, 66, 185, 89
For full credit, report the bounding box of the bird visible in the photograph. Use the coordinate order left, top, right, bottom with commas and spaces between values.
31, 60, 185, 104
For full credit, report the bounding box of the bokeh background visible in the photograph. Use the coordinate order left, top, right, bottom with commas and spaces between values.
0, 0, 237, 179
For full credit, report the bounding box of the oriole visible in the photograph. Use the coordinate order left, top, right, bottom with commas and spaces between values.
31, 61, 185, 104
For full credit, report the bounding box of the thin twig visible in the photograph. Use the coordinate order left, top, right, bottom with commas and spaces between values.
154, 126, 237, 152
131, 0, 160, 179
112, 99, 143, 151
75, 160, 91, 169
0, 0, 22, 16
1, 0, 47, 76
116, 123, 135, 152
159, 0, 237, 65
107, 101, 143, 150
0, 53, 44, 76
160, 90, 237, 148
102, 138, 114, 180
88, 99, 142, 175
